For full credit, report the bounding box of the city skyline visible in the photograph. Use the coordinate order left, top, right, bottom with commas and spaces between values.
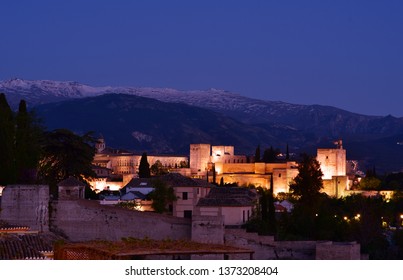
1, 0, 402, 117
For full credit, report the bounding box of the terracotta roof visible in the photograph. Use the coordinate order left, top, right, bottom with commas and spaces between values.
197, 187, 257, 207
0, 233, 56, 260
58, 177, 86, 187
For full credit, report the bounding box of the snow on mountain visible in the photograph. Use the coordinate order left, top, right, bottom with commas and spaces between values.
1, 78, 400, 137
0, 78, 283, 108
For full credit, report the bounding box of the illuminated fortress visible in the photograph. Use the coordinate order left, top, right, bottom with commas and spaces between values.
190, 141, 349, 197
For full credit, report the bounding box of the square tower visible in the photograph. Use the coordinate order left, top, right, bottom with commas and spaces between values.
317, 142, 346, 180
190, 144, 211, 174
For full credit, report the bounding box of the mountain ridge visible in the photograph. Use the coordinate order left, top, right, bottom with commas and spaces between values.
2, 78, 403, 172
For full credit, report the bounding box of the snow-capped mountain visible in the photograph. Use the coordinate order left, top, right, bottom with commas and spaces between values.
1, 78, 292, 116
1, 78, 402, 138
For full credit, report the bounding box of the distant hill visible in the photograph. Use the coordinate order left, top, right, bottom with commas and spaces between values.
2, 78, 403, 172
34, 94, 283, 155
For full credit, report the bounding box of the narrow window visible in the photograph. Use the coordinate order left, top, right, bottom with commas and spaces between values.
182, 192, 188, 200
184, 210, 192, 218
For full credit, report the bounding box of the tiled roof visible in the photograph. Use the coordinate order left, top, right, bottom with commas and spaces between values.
122, 173, 214, 192
121, 191, 148, 200
0, 233, 56, 260
160, 173, 202, 187
192, 178, 216, 188
58, 177, 86, 187
123, 178, 151, 189
197, 187, 257, 207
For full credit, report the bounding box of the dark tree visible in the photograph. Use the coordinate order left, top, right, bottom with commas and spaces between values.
38, 129, 96, 185
267, 174, 276, 234
289, 153, 323, 201
0, 93, 16, 185
150, 160, 167, 176
212, 163, 216, 184
255, 144, 261, 163
286, 154, 324, 240
15, 100, 43, 183
220, 177, 224, 187
262, 146, 280, 163
149, 179, 177, 213
138, 152, 151, 178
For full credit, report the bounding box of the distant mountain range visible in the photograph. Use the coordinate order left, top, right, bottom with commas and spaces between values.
1, 78, 403, 173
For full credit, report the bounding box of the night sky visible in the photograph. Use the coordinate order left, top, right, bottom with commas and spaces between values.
1, 0, 402, 117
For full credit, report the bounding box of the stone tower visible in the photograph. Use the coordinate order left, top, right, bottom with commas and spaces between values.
95, 137, 106, 153
317, 140, 346, 180
190, 144, 211, 175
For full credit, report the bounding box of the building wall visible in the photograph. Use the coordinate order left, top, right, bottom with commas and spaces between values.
317, 148, 346, 180
322, 176, 349, 197
225, 229, 362, 260
221, 207, 252, 225
190, 144, 211, 174
51, 200, 191, 242
173, 186, 211, 218
94, 154, 187, 176
148, 155, 188, 168
0, 185, 49, 232
173, 186, 197, 218
197, 206, 252, 226
58, 186, 85, 200
316, 241, 361, 260
212, 146, 234, 157
217, 162, 298, 194
191, 215, 224, 244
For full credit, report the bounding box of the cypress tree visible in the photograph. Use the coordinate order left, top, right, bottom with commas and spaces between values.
255, 144, 261, 163
267, 174, 276, 235
138, 152, 151, 178
0, 93, 16, 185
15, 100, 42, 183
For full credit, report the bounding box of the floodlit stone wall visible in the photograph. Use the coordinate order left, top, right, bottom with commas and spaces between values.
317, 148, 346, 180
190, 144, 211, 174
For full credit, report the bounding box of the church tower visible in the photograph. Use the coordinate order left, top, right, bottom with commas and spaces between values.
95, 136, 106, 153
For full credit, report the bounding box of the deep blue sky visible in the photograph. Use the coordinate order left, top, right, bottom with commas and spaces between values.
1, 0, 402, 117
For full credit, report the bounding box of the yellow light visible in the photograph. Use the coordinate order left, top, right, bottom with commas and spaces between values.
343, 216, 348, 221
400, 214, 403, 219
356, 214, 360, 218
315, 214, 318, 217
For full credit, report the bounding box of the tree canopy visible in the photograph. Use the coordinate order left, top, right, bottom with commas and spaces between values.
0, 93, 16, 185
289, 153, 324, 201
0, 95, 44, 184
38, 129, 96, 185
15, 100, 43, 183
149, 179, 176, 213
